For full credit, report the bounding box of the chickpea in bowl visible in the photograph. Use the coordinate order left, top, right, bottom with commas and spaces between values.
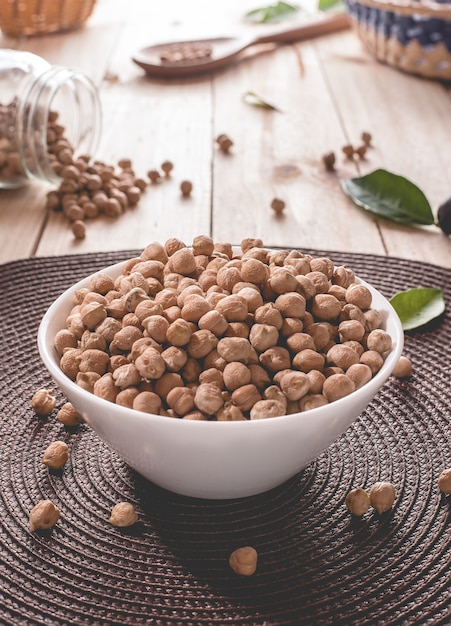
38, 237, 403, 499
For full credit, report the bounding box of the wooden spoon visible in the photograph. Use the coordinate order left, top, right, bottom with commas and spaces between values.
132, 12, 350, 78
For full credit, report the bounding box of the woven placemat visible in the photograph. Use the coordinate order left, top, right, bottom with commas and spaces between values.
0, 248, 450, 626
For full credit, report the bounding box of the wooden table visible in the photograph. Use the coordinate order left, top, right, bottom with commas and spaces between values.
1, 0, 450, 268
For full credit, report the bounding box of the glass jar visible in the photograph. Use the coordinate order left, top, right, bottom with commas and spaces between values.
0, 49, 101, 189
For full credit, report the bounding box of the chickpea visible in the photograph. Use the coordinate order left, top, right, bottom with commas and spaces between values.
231, 384, 261, 412
194, 383, 224, 415
116, 387, 140, 408
326, 344, 360, 371
93, 373, 118, 402
286, 332, 315, 354
306, 370, 325, 394
215, 294, 248, 322
345, 284, 372, 310
274, 292, 306, 318
154, 373, 183, 402
109, 502, 138, 527
229, 546, 258, 576
196, 309, 227, 337
366, 329, 392, 354
31, 389, 56, 417
169, 247, 196, 275
345, 488, 370, 516
41, 441, 69, 469
369, 481, 396, 513
29, 500, 60, 531
250, 399, 285, 419
254, 302, 283, 329
166, 319, 192, 346
322, 373, 355, 402
345, 363, 372, 389
180, 180, 193, 197
269, 268, 298, 294
292, 349, 325, 373
279, 371, 310, 401
223, 362, 251, 391
249, 323, 279, 352
217, 403, 246, 421
187, 329, 218, 359
240, 258, 270, 285
359, 350, 384, 375
299, 393, 328, 411
338, 319, 365, 343
199, 367, 224, 388
311, 294, 342, 321
259, 347, 291, 373
112, 363, 141, 388
161, 346, 188, 372
306, 270, 330, 294
135, 347, 166, 379
217, 337, 252, 363
438, 469, 451, 494
167, 387, 195, 416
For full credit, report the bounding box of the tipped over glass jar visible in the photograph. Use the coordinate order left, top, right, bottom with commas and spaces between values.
0, 49, 101, 189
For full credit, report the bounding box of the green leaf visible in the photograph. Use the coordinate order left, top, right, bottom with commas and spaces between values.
243, 90, 282, 111
244, 1, 299, 23
389, 288, 445, 330
318, 0, 345, 11
341, 169, 435, 226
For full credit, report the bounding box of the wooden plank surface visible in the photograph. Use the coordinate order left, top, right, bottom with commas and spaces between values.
0, 0, 450, 267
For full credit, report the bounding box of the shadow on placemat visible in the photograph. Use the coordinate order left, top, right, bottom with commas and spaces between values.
0, 249, 450, 626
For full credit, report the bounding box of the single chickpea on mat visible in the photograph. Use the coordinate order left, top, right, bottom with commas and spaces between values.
229, 546, 258, 576
31, 389, 56, 417
29, 500, 60, 531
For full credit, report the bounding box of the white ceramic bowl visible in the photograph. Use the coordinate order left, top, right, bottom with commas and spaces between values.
38, 260, 404, 499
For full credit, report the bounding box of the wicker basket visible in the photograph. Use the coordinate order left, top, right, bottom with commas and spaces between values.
345, 0, 451, 80
0, 0, 96, 37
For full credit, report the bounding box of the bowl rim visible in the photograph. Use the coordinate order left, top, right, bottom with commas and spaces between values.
38, 258, 404, 429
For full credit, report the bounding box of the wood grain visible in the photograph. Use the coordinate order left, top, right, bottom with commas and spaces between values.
0, 0, 450, 267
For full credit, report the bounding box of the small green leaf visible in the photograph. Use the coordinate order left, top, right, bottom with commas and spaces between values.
243, 90, 282, 111
341, 168, 435, 226
244, 1, 299, 23
390, 288, 445, 330
318, 0, 345, 11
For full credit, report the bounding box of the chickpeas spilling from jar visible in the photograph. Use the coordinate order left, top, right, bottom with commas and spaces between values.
55, 237, 395, 421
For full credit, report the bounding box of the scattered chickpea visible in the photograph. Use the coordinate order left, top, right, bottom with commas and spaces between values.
216, 134, 234, 153
229, 546, 258, 576
342, 144, 355, 160
161, 160, 174, 176
180, 180, 193, 197
345, 488, 371, 516
57, 402, 83, 426
437, 469, 451, 494
322, 151, 336, 171
29, 500, 60, 531
271, 198, 285, 215
41, 441, 69, 469
361, 131, 372, 146
31, 389, 56, 417
109, 502, 138, 527
355, 145, 367, 159
369, 481, 396, 513
147, 169, 161, 184
392, 355, 412, 378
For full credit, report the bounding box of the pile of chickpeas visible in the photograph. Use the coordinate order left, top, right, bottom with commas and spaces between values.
54, 236, 393, 421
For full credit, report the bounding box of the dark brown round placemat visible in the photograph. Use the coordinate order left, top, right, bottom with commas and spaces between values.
1, 248, 450, 626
